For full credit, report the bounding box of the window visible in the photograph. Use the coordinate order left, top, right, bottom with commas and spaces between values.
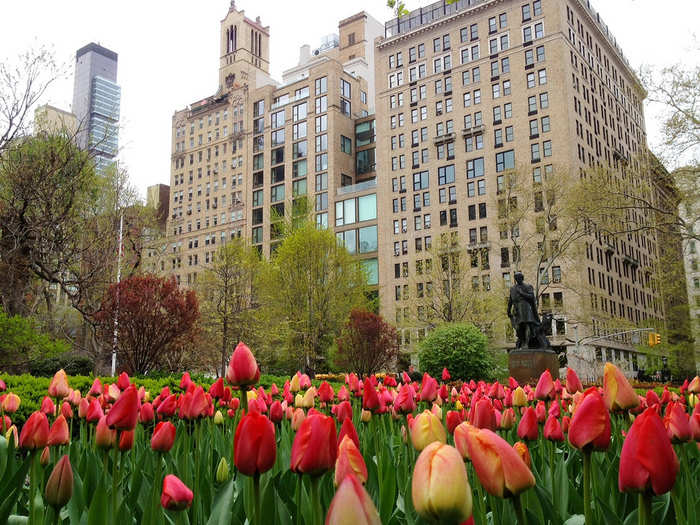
315, 95, 328, 114
293, 102, 307, 121
467, 157, 485, 178
413, 170, 429, 190
538, 68, 547, 85
525, 49, 534, 66
536, 45, 545, 62
528, 95, 537, 113
533, 0, 542, 15
293, 121, 307, 139
495, 149, 515, 172
315, 115, 327, 133
315, 172, 328, 191
488, 17, 497, 33
541, 116, 550, 132
527, 72, 536, 88
340, 79, 351, 98
359, 226, 378, 253
438, 165, 455, 185
315, 76, 327, 95
504, 103, 512, 118
539, 92, 549, 108
530, 119, 539, 137
341, 135, 352, 154
493, 106, 502, 123
543, 140, 552, 157
522, 4, 531, 21
531, 143, 541, 162
340, 98, 351, 116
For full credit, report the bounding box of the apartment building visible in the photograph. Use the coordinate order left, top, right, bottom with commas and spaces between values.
167, 3, 382, 287
375, 0, 663, 376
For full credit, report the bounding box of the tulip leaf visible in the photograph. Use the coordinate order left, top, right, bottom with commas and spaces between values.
66, 467, 86, 523
205, 478, 234, 525
0, 456, 30, 525
563, 515, 585, 525
87, 478, 109, 525
0, 436, 7, 479
6, 516, 28, 525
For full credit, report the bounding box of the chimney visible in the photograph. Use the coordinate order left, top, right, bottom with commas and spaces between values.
299, 44, 311, 65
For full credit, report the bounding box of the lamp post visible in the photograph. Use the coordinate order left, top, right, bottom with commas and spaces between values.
111, 211, 123, 377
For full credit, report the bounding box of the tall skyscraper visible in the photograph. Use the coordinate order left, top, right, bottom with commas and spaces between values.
72, 42, 121, 175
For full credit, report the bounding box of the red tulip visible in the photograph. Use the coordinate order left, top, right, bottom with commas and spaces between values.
140, 402, 155, 423
334, 400, 353, 423
446, 410, 464, 434
179, 386, 208, 420
565, 368, 583, 394
157, 394, 178, 417
290, 413, 337, 476
442, 367, 451, 381
466, 427, 535, 498
85, 399, 103, 422
472, 399, 496, 431
95, 416, 116, 449
44, 455, 73, 509
334, 435, 368, 486
47, 415, 70, 446
60, 402, 73, 420
119, 429, 135, 451
688, 376, 700, 394
226, 341, 260, 386
48, 369, 71, 399
543, 415, 564, 442
209, 377, 225, 398
689, 404, 700, 441
362, 378, 379, 412
646, 390, 661, 407
569, 387, 610, 451
664, 402, 691, 443
41, 396, 56, 416
234, 411, 277, 476
534, 369, 554, 400
88, 378, 102, 396
151, 421, 177, 452
19, 411, 50, 449
106, 385, 139, 430
326, 473, 381, 525
517, 407, 538, 441
115, 372, 129, 390
337, 385, 350, 402
338, 417, 360, 449
561, 416, 571, 433
535, 401, 547, 423
619, 407, 678, 495
269, 401, 284, 423
319, 381, 334, 403
395, 384, 416, 413
0, 378, 5, 391
419, 373, 438, 402
179, 372, 193, 390
161, 474, 193, 511
0, 415, 11, 433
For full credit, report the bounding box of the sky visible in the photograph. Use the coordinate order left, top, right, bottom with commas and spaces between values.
1, 0, 698, 200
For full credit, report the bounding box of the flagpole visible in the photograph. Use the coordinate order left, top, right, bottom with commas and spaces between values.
111, 211, 123, 377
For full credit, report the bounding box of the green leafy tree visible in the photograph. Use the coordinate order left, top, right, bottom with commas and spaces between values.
418, 323, 495, 381
0, 309, 70, 373
259, 220, 368, 375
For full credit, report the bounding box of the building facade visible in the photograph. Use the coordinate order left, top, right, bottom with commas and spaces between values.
72, 42, 121, 175
375, 0, 663, 378
163, 0, 689, 378
167, 3, 382, 288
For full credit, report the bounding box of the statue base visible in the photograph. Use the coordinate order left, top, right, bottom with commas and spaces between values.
508, 348, 559, 385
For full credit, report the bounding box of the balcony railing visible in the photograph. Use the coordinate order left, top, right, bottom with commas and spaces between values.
337, 178, 377, 196
384, 0, 487, 39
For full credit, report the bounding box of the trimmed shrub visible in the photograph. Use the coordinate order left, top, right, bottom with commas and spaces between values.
418, 323, 495, 381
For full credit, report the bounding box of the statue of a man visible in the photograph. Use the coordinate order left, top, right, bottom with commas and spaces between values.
507, 272, 548, 349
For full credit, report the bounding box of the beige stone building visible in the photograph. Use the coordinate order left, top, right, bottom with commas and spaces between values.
166, 3, 382, 288
164, 0, 685, 379
34, 104, 79, 136
374, 0, 664, 378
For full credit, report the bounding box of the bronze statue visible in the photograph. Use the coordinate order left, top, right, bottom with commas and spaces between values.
507, 272, 550, 349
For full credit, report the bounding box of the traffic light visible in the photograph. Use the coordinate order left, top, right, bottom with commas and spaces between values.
648, 332, 661, 346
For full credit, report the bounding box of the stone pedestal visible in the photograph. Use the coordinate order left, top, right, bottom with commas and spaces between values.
508, 348, 559, 385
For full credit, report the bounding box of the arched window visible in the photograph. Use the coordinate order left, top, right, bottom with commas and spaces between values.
232, 25, 237, 51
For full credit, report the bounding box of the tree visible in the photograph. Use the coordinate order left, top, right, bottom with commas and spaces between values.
94, 275, 199, 375
335, 309, 398, 377
198, 238, 262, 376
418, 323, 495, 381
0, 308, 70, 373
402, 234, 508, 339
259, 219, 368, 375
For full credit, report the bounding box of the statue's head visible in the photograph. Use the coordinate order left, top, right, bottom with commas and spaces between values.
514, 271, 524, 284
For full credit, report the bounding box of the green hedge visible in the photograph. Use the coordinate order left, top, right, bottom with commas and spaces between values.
0, 373, 344, 428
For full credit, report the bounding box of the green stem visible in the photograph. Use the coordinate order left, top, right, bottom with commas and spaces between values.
152, 452, 163, 525
310, 476, 322, 525
583, 450, 592, 525
513, 493, 527, 525
111, 444, 120, 525
295, 476, 302, 525
253, 473, 262, 525
638, 492, 652, 525
28, 451, 38, 525
549, 441, 556, 512
241, 386, 248, 415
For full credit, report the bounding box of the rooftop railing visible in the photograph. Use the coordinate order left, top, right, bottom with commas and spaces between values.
337, 178, 377, 195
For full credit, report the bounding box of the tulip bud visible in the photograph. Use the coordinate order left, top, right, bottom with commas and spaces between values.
291, 408, 306, 431
40, 446, 51, 466
543, 415, 564, 442
290, 413, 337, 476
19, 411, 50, 450
360, 409, 372, 423
334, 435, 368, 486
234, 412, 276, 476
216, 457, 230, 483
412, 442, 472, 523
48, 369, 71, 399
151, 421, 176, 453
47, 415, 70, 447
534, 369, 555, 400
410, 410, 446, 451
568, 388, 611, 451
161, 474, 193, 511
513, 441, 532, 469
226, 342, 260, 386
511, 387, 527, 407
431, 402, 442, 420
45, 455, 73, 509
269, 401, 283, 424
326, 473, 381, 525
95, 416, 116, 450
338, 417, 360, 450
517, 407, 538, 441
106, 385, 139, 431
603, 363, 640, 412
119, 430, 134, 451
2, 392, 21, 413
6, 425, 18, 445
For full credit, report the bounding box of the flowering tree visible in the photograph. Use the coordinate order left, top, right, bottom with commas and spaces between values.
335, 309, 398, 377
94, 275, 199, 374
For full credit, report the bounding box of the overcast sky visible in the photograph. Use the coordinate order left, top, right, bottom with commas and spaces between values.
1, 0, 697, 200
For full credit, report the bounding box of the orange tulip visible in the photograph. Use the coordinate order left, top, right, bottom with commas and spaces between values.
454, 421, 479, 460
412, 442, 472, 523
513, 441, 532, 469
688, 375, 700, 394
466, 427, 535, 498
334, 435, 368, 486
48, 369, 71, 399
2, 392, 21, 413
603, 363, 639, 411
326, 473, 381, 525
619, 407, 678, 495
410, 410, 446, 451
